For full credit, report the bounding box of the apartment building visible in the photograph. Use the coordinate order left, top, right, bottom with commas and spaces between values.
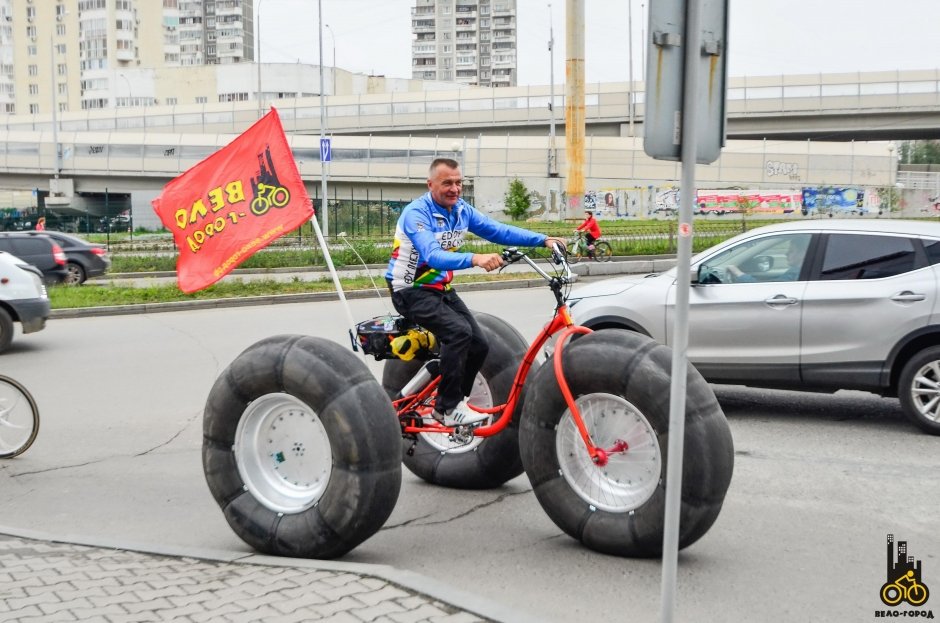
411, 0, 517, 87
0, 0, 254, 114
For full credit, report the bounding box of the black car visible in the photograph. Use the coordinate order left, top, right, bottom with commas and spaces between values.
22, 230, 110, 285
0, 233, 68, 285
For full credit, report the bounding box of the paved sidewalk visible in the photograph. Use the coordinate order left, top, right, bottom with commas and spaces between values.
0, 527, 541, 622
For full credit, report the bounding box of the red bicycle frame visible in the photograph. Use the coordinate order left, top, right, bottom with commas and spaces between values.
392, 248, 622, 466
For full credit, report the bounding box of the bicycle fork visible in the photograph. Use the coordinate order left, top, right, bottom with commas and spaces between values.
552, 324, 630, 466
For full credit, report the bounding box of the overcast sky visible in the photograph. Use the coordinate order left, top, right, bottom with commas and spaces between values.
258, 0, 940, 85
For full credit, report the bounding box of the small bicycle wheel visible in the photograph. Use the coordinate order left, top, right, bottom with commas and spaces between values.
594, 241, 613, 262
0, 375, 40, 459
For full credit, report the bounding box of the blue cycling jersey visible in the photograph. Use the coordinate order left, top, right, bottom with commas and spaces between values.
385, 192, 547, 292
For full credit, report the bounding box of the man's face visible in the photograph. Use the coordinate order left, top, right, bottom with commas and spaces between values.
428, 164, 463, 209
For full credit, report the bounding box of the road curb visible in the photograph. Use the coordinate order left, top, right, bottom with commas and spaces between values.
54, 258, 678, 319
50, 278, 552, 319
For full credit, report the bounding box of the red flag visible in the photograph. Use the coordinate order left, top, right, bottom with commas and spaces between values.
151, 108, 313, 293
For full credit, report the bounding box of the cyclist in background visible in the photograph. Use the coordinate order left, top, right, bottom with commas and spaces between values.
576, 210, 601, 258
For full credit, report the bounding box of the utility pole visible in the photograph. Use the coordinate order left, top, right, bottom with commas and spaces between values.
318, 0, 328, 237
565, 0, 585, 217
548, 3, 557, 177
628, 0, 634, 136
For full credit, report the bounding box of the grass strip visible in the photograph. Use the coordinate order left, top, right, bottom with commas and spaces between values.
49, 272, 540, 309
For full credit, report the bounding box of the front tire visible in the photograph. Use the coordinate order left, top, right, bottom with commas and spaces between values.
898, 345, 940, 435
382, 313, 532, 489
0, 375, 40, 458
203, 334, 402, 558
520, 330, 734, 557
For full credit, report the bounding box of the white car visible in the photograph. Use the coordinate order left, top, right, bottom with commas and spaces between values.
0, 251, 50, 353
566, 219, 940, 435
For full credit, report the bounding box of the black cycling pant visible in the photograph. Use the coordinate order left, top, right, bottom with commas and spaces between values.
584, 233, 598, 246
391, 286, 489, 414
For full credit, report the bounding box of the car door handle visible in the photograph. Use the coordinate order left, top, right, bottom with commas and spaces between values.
764, 294, 798, 306
890, 291, 926, 302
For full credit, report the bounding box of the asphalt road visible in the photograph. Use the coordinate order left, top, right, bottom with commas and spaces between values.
1, 288, 938, 623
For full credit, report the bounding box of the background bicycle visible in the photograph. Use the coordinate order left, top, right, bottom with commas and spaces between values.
0, 375, 39, 458
567, 230, 612, 263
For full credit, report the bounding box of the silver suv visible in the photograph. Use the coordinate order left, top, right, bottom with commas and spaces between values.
566, 219, 940, 435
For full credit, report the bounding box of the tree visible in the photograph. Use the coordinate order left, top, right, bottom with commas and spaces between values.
899, 140, 940, 165
503, 178, 532, 221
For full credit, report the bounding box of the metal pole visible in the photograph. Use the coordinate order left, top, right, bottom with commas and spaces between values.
256, 0, 263, 117
548, 3, 557, 176
565, 0, 585, 215
660, 0, 702, 620
49, 36, 60, 178
318, 0, 329, 237
627, 0, 634, 136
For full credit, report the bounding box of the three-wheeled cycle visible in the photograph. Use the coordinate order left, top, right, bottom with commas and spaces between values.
202, 245, 734, 559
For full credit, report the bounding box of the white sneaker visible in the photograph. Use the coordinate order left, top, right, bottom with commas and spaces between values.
433, 400, 488, 427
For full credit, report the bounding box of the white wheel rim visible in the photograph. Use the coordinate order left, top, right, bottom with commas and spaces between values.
234, 393, 332, 514
910, 359, 940, 423
420, 373, 493, 453
556, 393, 662, 513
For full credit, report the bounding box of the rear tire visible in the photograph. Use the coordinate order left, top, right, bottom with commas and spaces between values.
382, 313, 532, 489
898, 345, 940, 435
594, 241, 612, 262
0, 308, 13, 353
64, 262, 86, 286
520, 330, 734, 557
203, 334, 402, 558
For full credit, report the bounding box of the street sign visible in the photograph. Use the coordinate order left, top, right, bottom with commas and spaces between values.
643, 0, 728, 164
320, 138, 332, 162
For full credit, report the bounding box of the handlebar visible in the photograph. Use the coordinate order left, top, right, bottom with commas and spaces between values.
501, 245, 575, 287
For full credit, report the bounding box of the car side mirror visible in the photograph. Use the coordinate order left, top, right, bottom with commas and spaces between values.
696, 264, 724, 284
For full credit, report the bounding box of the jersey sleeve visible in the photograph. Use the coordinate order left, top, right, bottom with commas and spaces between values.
466, 206, 547, 248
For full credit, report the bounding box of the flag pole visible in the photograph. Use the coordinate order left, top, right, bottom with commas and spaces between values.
308, 211, 360, 352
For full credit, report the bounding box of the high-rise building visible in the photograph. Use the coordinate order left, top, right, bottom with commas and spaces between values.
0, 0, 255, 114
411, 0, 516, 87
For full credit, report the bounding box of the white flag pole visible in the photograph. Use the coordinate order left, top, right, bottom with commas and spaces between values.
309, 212, 361, 352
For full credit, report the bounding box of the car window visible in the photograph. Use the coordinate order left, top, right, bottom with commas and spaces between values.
698, 233, 811, 284
819, 234, 918, 280
922, 238, 940, 265
10, 238, 49, 256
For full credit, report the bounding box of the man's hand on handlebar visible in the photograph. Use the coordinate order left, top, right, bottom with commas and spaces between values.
544, 236, 567, 251
472, 252, 505, 272
544, 236, 568, 264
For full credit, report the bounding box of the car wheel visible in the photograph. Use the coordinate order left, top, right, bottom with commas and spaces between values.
64, 262, 86, 286
0, 308, 13, 353
898, 346, 940, 435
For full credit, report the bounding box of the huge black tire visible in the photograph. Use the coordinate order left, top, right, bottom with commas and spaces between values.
0, 308, 13, 354
897, 345, 940, 435
519, 330, 734, 557
382, 313, 533, 489
203, 334, 402, 559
